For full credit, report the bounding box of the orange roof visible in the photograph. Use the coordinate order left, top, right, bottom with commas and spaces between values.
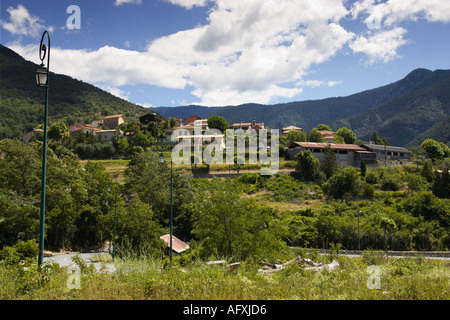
160, 234, 190, 253
293, 142, 366, 151
103, 114, 124, 119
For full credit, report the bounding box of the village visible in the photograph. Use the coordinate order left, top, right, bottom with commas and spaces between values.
22, 111, 412, 168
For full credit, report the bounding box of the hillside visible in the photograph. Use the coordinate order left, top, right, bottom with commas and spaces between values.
0, 45, 150, 140
331, 69, 450, 147
156, 68, 450, 147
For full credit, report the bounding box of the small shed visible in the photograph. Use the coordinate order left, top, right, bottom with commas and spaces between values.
160, 234, 190, 254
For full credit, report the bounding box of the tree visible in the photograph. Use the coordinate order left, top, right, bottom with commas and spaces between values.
207, 116, 229, 133
286, 130, 306, 145
421, 139, 445, 161
48, 122, 68, 142
308, 128, 324, 142
116, 137, 129, 155
192, 178, 287, 259
325, 167, 359, 199
432, 160, 450, 198
124, 149, 195, 240
360, 160, 367, 177
320, 145, 338, 179
317, 124, 331, 131
370, 131, 390, 145
421, 160, 434, 182
335, 127, 356, 144
295, 150, 319, 181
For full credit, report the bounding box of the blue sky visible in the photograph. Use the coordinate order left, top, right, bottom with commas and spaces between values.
1, 0, 450, 108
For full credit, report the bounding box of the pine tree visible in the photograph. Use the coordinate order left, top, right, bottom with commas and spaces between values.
320, 145, 338, 179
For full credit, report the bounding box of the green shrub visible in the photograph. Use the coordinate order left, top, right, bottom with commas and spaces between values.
0, 240, 38, 265
362, 183, 375, 198
365, 171, 378, 184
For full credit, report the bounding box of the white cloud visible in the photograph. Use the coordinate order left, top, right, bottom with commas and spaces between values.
351, 0, 450, 26
146, 0, 353, 105
7, 0, 447, 106
349, 27, 408, 64
0, 4, 53, 38
165, 0, 210, 9
297, 80, 343, 88
114, 0, 142, 6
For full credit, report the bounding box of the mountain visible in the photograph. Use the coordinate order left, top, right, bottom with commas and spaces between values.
0, 45, 150, 140
331, 69, 450, 147
2, 45, 448, 147
156, 68, 450, 147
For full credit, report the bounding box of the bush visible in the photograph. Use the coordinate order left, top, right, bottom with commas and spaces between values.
362, 183, 375, 198
365, 171, 377, 184
326, 167, 359, 199
380, 174, 400, 191
0, 240, 38, 265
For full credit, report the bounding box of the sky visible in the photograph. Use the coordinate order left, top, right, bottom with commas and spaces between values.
1, 0, 450, 109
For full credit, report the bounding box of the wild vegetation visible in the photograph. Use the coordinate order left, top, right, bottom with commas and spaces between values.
1, 46, 449, 300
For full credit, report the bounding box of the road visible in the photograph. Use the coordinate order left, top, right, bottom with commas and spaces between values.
43, 251, 116, 273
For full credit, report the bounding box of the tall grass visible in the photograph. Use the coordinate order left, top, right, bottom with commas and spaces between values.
1, 250, 448, 300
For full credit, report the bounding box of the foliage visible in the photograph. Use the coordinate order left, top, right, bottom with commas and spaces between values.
317, 124, 331, 131
320, 145, 338, 179
0, 45, 148, 140
207, 116, 229, 133
335, 127, 356, 144
191, 178, 287, 260
308, 128, 324, 142
286, 130, 306, 145
295, 150, 320, 181
432, 159, 450, 198
360, 160, 367, 177
421, 139, 449, 161
324, 167, 359, 199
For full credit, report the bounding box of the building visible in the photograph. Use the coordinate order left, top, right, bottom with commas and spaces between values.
185, 115, 203, 125
232, 120, 266, 132
69, 123, 100, 138
96, 129, 122, 143
164, 119, 209, 141
362, 143, 412, 164
319, 130, 335, 143
139, 113, 165, 125
287, 142, 376, 167
282, 126, 303, 136
22, 128, 44, 144
103, 114, 125, 129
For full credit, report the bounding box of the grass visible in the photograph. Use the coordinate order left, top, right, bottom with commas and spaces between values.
79, 157, 296, 180
80, 159, 129, 182
1, 251, 448, 300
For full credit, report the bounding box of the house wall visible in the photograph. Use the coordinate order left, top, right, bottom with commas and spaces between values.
287, 146, 358, 167
103, 116, 124, 129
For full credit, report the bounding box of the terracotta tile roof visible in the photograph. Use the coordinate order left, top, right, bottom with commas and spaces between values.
293, 142, 366, 151
103, 114, 124, 119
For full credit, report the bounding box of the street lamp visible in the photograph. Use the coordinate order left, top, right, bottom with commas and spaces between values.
112, 177, 118, 262
358, 210, 361, 252
36, 30, 50, 268
159, 152, 173, 261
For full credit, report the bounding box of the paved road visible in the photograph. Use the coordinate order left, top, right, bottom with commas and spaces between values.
44, 252, 116, 273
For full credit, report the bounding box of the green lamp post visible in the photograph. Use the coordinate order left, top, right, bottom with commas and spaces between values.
36, 30, 50, 268
159, 152, 173, 261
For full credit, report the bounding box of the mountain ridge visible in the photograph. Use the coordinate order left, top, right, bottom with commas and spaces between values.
155, 68, 450, 147
0, 44, 150, 140
1, 45, 448, 147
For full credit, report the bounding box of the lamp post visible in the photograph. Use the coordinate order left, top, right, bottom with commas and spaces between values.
159, 152, 173, 261
36, 30, 50, 268
358, 210, 361, 252
112, 177, 118, 262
